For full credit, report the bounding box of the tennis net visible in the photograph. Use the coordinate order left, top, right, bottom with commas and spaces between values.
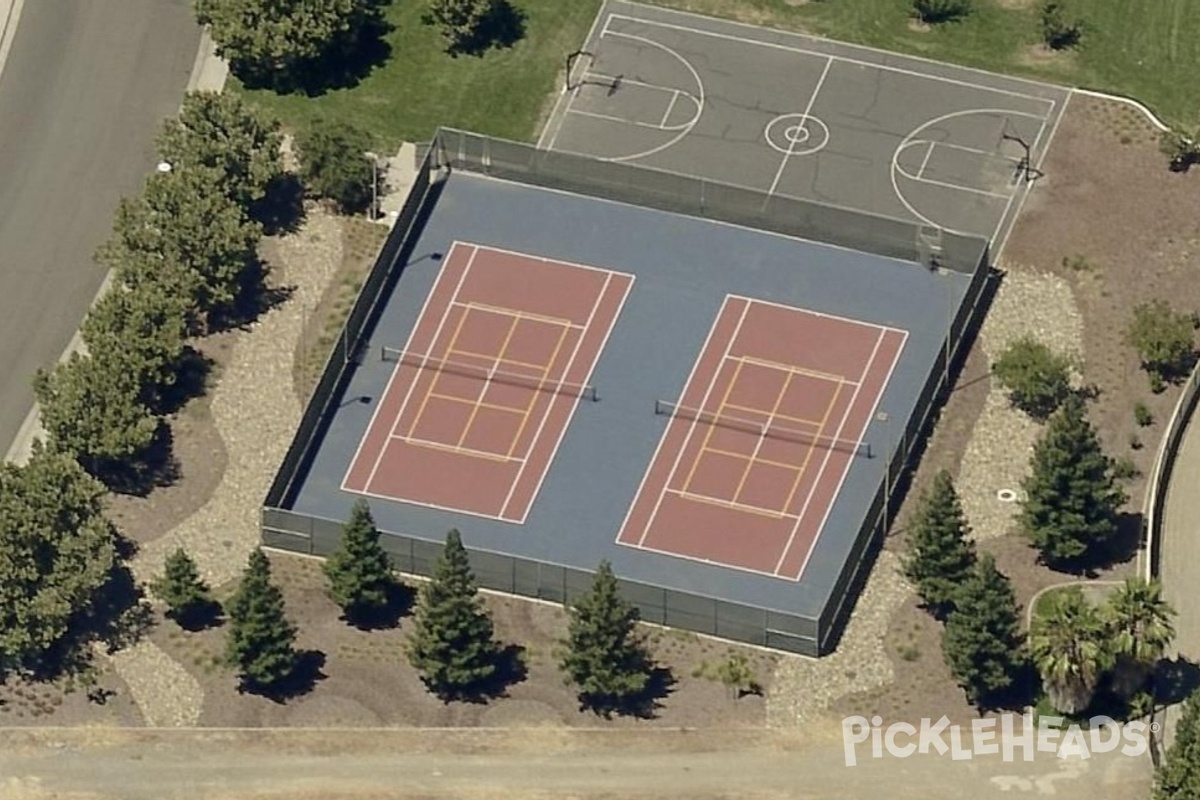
654, 399, 871, 457
382, 346, 599, 402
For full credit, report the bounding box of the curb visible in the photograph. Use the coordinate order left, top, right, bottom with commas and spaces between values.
2, 28, 228, 465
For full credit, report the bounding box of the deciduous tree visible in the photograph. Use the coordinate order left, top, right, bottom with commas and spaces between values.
991, 335, 1074, 420
0, 443, 118, 673
1128, 299, 1197, 389
294, 119, 375, 214
155, 91, 282, 210
426, 0, 498, 53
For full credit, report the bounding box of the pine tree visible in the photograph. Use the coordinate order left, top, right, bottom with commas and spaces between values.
324, 500, 396, 625
1156, 686, 1200, 799
942, 553, 1026, 707
407, 530, 501, 700
225, 549, 298, 691
560, 561, 654, 716
902, 470, 977, 619
1019, 394, 1126, 567
150, 548, 215, 629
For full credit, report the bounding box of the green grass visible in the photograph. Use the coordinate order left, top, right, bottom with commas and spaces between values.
647, 0, 1200, 127
236, 0, 603, 148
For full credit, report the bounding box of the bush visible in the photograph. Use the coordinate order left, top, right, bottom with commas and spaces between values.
294, 118, 375, 215
1040, 0, 1084, 50
1160, 129, 1200, 173
913, 0, 972, 24
1128, 300, 1197, 386
1134, 402, 1154, 427
992, 336, 1074, 420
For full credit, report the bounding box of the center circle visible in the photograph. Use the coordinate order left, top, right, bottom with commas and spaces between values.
765, 113, 830, 157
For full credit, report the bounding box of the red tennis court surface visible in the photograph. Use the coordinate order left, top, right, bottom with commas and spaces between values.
343, 242, 633, 522
617, 296, 906, 580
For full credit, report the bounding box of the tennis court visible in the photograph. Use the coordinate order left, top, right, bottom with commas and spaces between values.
342, 242, 633, 522
618, 296, 905, 579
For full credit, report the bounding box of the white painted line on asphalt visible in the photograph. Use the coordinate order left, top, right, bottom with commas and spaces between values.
0, 0, 26, 85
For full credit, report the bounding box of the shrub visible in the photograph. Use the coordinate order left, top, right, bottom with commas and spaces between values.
992, 336, 1074, 420
1160, 129, 1200, 173
1134, 402, 1154, 427
1040, 0, 1084, 50
1128, 300, 1197, 386
912, 0, 972, 24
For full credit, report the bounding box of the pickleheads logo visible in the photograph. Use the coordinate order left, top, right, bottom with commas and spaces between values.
841, 713, 1152, 766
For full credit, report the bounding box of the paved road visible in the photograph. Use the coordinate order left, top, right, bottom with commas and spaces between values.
0, 727, 1153, 799
0, 0, 199, 451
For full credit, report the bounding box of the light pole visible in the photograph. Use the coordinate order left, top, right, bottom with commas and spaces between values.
364, 151, 381, 221
876, 411, 891, 536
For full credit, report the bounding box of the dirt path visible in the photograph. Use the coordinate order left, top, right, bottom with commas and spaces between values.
0, 727, 1152, 799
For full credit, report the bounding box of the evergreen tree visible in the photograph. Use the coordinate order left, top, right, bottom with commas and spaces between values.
150, 549, 215, 629
941, 553, 1025, 707
0, 443, 118, 673
324, 500, 396, 625
902, 470, 977, 619
1157, 686, 1200, 799
560, 561, 654, 715
225, 549, 299, 691
1019, 395, 1126, 567
407, 530, 501, 700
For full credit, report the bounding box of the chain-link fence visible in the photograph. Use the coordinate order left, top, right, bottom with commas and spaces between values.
261, 128, 993, 656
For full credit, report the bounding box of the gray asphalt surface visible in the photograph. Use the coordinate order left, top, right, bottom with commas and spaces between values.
0, 0, 199, 451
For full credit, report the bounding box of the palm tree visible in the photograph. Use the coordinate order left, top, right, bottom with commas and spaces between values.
1102, 578, 1176, 699
1030, 586, 1113, 715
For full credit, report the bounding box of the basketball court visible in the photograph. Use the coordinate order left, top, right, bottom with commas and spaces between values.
539, 0, 1071, 248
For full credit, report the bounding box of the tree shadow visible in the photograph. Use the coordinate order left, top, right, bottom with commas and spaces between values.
153, 346, 214, 417
344, 581, 416, 631
235, 5, 394, 97
251, 172, 307, 236
1154, 656, 1200, 706
171, 599, 225, 633
579, 666, 677, 719
1053, 511, 1143, 577
980, 656, 1039, 714
210, 267, 296, 334
96, 421, 181, 497
241, 650, 328, 701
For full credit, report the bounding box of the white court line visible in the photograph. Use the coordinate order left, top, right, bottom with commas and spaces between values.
463, 240, 636, 279
341, 242, 476, 495
605, 11, 1058, 108
512, 270, 634, 525
392, 433, 526, 464
638, 298, 752, 547
728, 293, 908, 337
774, 327, 884, 576
895, 168, 1014, 199
350, 485, 527, 525
502, 270, 624, 521
567, 107, 690, 133
917, 141, 935, 180
598, 29, 706, 163
661, 89, 679, 128
614, 296, 736, 547
768, 57, 832, 197
791, 328, 908, 581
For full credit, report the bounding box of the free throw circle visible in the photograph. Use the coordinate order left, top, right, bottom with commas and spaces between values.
765, 113, 830, 156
